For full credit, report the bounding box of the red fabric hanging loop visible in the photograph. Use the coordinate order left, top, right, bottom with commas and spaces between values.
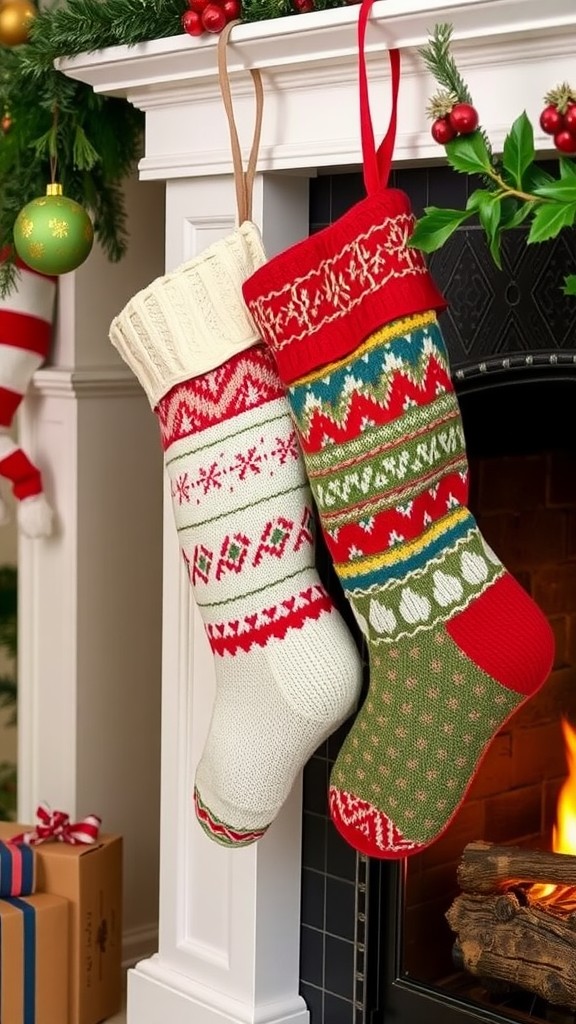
358, 0, 400, 194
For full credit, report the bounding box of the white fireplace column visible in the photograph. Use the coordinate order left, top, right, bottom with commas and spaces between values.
58, 3, 575, 1022
126, 172, 311, 1024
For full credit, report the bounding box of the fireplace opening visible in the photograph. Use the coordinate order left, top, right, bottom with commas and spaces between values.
300, 167, 576, 1024
397, 381, 576, 1024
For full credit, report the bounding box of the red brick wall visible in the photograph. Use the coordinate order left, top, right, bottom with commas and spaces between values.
403, 451, 576, 984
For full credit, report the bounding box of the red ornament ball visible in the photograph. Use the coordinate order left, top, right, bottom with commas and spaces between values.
187, 0, 211, 12
431, 117, 456, 145
564, 104, 576, 134
448, 102, 479, 135
554, 129, 576, 155
539, 104, 564, 136
181, 8, 203, 33
222, 0, 241, 19
201, 2, 227, 30
292, 0, 314, 11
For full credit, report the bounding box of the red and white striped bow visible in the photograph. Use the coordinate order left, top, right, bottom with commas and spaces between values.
11, 802, 102, 846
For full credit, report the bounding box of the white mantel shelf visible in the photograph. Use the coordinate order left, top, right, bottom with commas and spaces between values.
60, 0, 576, 180
58, 4, 576, 1024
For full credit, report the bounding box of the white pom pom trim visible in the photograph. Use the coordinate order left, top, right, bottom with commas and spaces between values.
17, 494, 54, 539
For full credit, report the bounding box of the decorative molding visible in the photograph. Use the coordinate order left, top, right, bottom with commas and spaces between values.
31, 366, 144, 399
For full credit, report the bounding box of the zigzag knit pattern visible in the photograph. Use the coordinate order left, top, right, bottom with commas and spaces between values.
282, 312, 555, 859
157, 343, 362, 847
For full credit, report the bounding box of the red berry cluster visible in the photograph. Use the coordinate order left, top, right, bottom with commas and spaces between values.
431, 102, 479, 145
540, 103, 576, 155
182, 0, 240, 36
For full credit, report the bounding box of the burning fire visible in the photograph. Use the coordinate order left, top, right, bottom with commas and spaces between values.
553, 718, 576, 856
531, 718, 576, 907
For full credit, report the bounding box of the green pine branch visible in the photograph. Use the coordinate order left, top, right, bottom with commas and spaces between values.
418, 23, 493, 164
241, 0, 341, 23
26, 0, 185, 71
0, 32, 143, 295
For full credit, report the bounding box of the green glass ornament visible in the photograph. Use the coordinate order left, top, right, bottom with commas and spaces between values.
13, 183, 94, 276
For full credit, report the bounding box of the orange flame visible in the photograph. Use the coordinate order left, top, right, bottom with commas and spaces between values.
552, 718, 576, 856
531, 718, 576, 905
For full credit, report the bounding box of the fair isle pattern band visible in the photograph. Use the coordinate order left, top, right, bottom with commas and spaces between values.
156, 344, 285, 449
205, 583, 333, 656
288, 312, 450, 454
287, 314, 469, 567
167, 415, 301, 511
344, 527, 505, 645
194, 788, 268, 847
242, 190, 446, 384
328, 789, 419, 855
248, 213, 423, 351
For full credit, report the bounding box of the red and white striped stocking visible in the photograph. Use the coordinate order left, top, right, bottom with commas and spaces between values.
0, 257, 56, 537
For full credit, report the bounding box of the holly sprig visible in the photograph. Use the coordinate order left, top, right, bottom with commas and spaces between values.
409, 25, 576, 295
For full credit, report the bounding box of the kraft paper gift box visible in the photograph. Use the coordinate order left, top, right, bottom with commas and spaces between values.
0, 824, 122, 1024
0, 891, 69, 1024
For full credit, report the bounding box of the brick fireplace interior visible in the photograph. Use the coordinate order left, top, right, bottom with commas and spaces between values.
299, 166, 576, 1024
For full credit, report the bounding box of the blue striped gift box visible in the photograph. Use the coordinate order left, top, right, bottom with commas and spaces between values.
0, 841, 35, 897
0, 892, 69, 1024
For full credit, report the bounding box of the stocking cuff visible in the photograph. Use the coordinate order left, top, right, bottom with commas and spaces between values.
110, 222, 266, 408
242, 189, 447, 384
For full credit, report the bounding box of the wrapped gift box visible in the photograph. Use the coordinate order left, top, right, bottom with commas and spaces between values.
0, 891, 69, 1024
0, 840, 35, 896
0, 824, 122, 1024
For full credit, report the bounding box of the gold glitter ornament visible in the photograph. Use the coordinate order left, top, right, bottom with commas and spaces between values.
0, 0, 37, 47
13, 183, 94, 275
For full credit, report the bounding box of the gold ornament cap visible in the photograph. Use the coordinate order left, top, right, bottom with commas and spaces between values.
46, 183, 63, 197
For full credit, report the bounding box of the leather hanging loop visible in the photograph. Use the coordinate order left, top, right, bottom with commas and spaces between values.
357, 0, 400, 195
217, 22, 264, 224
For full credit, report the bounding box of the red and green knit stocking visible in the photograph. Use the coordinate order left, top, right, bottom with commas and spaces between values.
110, 226, 362, 847
243, 190, 555, 859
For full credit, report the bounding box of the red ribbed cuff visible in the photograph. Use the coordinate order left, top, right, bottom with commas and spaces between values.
243, 189, 447, 384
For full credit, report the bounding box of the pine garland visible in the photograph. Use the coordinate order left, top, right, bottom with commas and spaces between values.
25, 0, 185, 73
242, 0, 343, 25
0, 15, 143, 295
22, 0, 346, 69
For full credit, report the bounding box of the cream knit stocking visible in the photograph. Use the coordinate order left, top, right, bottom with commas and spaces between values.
110, 225, 362, 846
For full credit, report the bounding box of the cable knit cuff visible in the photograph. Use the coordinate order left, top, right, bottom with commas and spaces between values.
109, 222, 266, 408
242, 189, 447, 385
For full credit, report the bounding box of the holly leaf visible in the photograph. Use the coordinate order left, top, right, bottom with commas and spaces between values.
501, 202, 534, 229
560, 158, 576, 180
564, 275, 576, 295
476, 193, 502, 268
444, 132, 493, 175
524, 164, 555, 190
502, 112, 535, 190
409, 207, 472, 252
532, 180, 576, 201
527, 202, 576, 244
466, 189, 490, 212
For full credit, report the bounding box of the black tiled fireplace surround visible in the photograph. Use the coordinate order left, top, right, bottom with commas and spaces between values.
298, 165, 576, 1024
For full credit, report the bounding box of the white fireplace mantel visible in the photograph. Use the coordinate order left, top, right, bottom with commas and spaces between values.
60, 0, 576, 180
59, 3, 576, 1024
